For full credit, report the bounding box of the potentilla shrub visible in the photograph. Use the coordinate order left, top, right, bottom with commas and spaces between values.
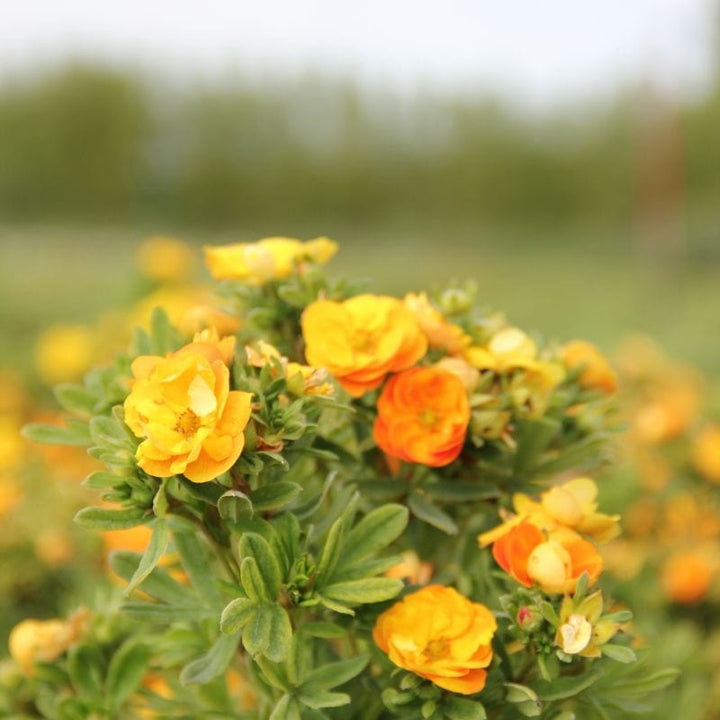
5, 237, 677, 719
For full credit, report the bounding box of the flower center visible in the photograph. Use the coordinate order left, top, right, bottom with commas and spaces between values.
176, 410, 200, 437
425, 638, 448, 661
418, 409, 438, 428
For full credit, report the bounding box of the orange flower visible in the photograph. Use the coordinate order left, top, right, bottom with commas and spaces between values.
691, 426, 720, 483
373, 367, 470, 467
373, 585, 496, 695
301, 295, 427, 397
124, 333, 253, 483
661, 550, 714, 604
560, 340, 618, 393
490, 521, 602, 594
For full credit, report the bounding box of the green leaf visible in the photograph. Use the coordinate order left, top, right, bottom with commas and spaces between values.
220, 597, 258, 634
532, 668, 604, 701
272, 512, 301, 575
152, 479, 170, 517
74, 506, 147, 530
89, 414, 133, 449
408, 492, 458, 535
257, 451, 290, 471
316, 594, 355, 616
82, 471, 130, 490
120, 602, 215, 621
149, 306, 177, 355
54, 384, 97, 415
265, 605, 293, 662
242, 606, 272, 657
106, 640, 151, 710
109, 550, 198, 605
420, 482, 499, 503
512, 417, 560, 476
241, 556, 271, 603
314, 516, 348, 588
250, 482, 303, 512
238, 533, 283, 599
174, 530, 224, 608
341, 504, 408, 565
124, 519, 170, 595
255, 655, 291, 691
301, 654, 369, 691
298, 622, 348, 639
298, 691, 350, 709
67, 645, 104, 703
180, 632, 239, 686
444, 696, 488, 720
22, 421, 90, 447
606, 668, 680, 697
218, 490, 254, 522
270, 694, 301, 720
601, 644, 637, 663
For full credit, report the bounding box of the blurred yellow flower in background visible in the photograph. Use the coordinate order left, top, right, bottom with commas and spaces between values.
691, 425, 720, 483
136, 235, 195, 284
560, 339, 618, 394
34, 323, 95, 385
204, 236, 337, 283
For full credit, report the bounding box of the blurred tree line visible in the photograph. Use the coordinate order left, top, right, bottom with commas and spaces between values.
0, 64, 717, 244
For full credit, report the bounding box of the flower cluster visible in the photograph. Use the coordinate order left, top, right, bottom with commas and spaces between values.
2, 236, 676, 720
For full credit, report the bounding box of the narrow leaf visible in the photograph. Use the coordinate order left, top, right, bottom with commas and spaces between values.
22, 421, 90, 447
298, 691, 350, 709
124, 519, 170, 595
74, 506, 147, 530
408, 492, 458, 535
265, 605, 293, 663
341, 504, 408, 565
241, 556, 271, 603
601, 644, 637, 663
180, 632, 239, 686
250, 482, 303, 512
242, 606, 272, 657
174, 530, 224, 608
218, 490, 254, 522
220, 597, 257, 634
106, 640, 151, 709
301, 654, 369, 691
238, 533, 282, 600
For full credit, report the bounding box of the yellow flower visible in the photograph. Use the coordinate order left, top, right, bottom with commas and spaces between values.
478, 477, 620, 547
661, 550, 715, 604
691, 426, 720, 483
373, 585, 496, 695
123, 335, 252, 483
404, 292, 470, 355
34, 324, 95, 385
204, 236, 337, 283
555, 591, 619, 657
301, 294, 427, 397
246, 341, 333, 396
465, 327, 537, 372
9, 610, 89, 674
136, 236, 195, 284
560, 340, 617, 394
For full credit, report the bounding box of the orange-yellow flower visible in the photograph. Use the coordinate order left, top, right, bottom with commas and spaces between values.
661, 550, 714, 604
301, 295, 427, 397
691, 426, 720, 483
489, 521, 603, 594
123, 334, 252, 483
373, 367, 470, 467
204, 236, 337, 283
560, 340, 617, 393
34, 323, 95, 385
373, 585, 496, 695
404, 292, 470, 355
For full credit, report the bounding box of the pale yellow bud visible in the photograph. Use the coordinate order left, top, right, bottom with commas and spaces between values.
559, 614, 593, 654
527, 541, 571, 593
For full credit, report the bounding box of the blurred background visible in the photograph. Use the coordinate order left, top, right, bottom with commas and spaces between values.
2, 3, 720, 718
0, 0, 718, 374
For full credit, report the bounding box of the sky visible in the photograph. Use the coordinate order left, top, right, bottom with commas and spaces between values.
1, 0, 716, 107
